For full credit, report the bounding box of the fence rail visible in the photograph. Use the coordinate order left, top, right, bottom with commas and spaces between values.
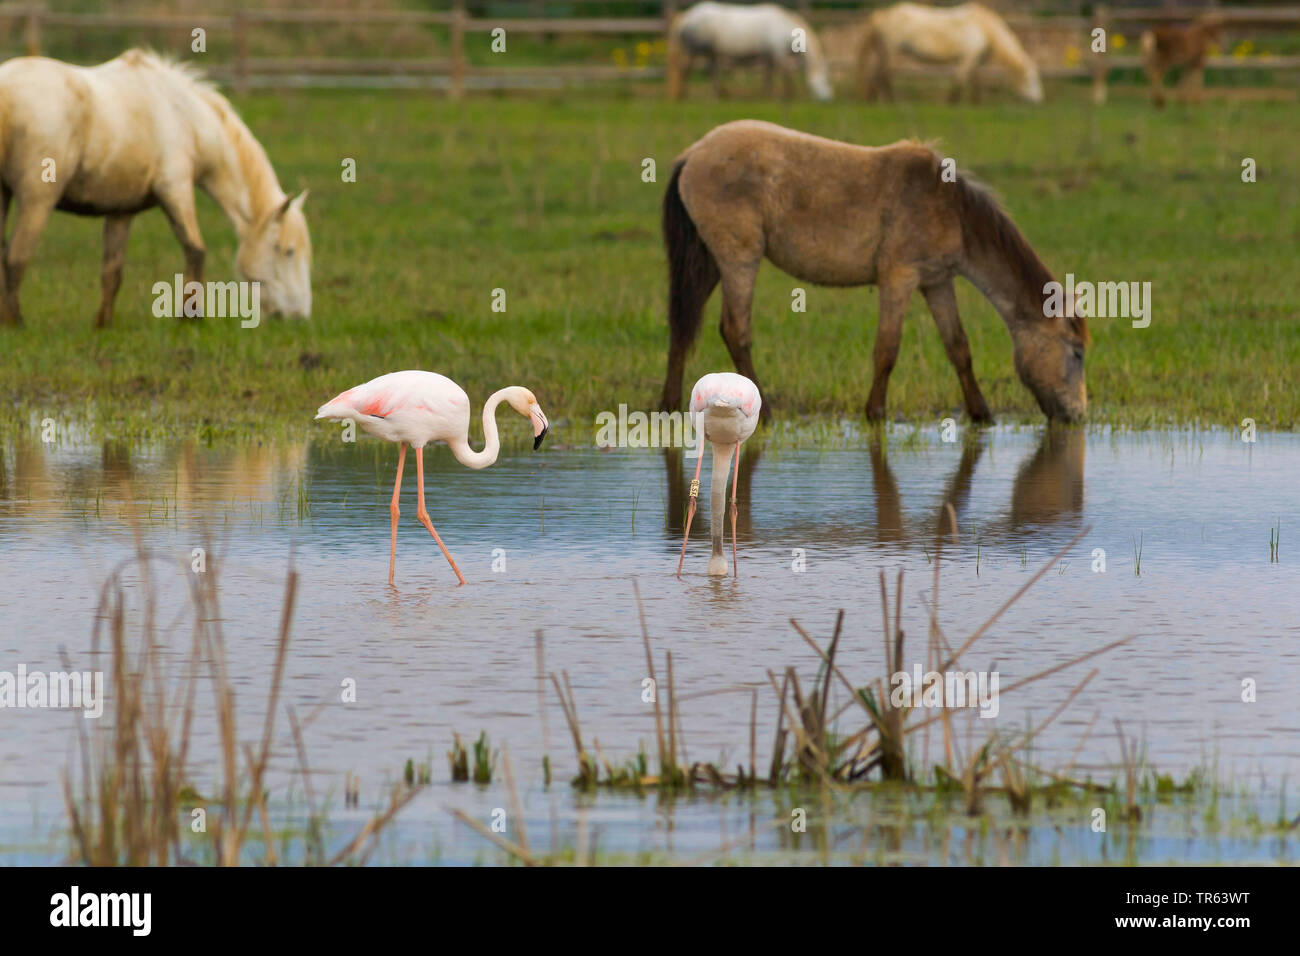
1, 3, 1297, 95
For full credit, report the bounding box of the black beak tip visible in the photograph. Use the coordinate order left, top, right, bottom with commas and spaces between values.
533, 427, 548, 451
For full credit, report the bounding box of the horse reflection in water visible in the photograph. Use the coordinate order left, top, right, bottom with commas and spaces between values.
869, 427, 1085, 545
662, 443, 763, 542
659, 427, 1084, 559
0, 437, 309, 524
1005, 428, 1085, 529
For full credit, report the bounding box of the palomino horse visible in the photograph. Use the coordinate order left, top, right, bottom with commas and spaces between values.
856, 3, 1043, 104
0, 49, 311, 327
667, 2, 833, 101
1141, 15, 1223, 108
658, 121, 1088, 424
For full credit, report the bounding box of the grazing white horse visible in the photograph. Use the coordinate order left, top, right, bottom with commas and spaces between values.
0, 49, 311, 327
856, 3, 1043, 104
667, 2, 833, 102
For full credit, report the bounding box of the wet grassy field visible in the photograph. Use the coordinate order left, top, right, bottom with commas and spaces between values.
3, 75, 1298, 869
1, 85, 1297, 442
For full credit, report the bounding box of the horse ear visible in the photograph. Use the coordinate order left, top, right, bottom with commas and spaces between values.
277, 190, 308, 220
1069, 314, 1091, 348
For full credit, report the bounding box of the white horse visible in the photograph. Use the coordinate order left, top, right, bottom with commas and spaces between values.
0, 49, 311, 327
856, 3, 1043, 104
667, 2, 833, 102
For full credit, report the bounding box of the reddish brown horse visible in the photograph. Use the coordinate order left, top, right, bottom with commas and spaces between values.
658, 120, 1088, 424
1141, 15, 1223, 108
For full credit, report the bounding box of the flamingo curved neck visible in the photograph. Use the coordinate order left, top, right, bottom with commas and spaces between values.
448, 388, 513, 469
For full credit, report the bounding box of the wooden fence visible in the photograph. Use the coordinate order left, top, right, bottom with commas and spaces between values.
1, 3, 1298, 95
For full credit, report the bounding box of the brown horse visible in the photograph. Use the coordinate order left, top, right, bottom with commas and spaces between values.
658, 120, 1088, 425
1140, 15, 1223, 108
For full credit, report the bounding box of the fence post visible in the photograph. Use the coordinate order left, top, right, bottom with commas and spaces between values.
665, 0, 677, 70
233, 9, 249, 95
450, 0, 466, 100
24, 4, 42, 56
1091, 4, 1111, 105
535, 0, 552, 46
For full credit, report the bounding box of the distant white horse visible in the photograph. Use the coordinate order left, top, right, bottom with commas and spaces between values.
856, 3, 1043, 104
0, 49, 311, 327
667, 2, 833, 101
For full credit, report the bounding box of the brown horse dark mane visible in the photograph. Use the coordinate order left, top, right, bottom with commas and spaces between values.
952, 174, 1090, 345
954, 177, 1051, 292
658, 119, 1089, 423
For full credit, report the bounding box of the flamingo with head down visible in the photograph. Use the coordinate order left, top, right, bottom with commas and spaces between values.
316, 370, 549, 586
677, 371, 762, 578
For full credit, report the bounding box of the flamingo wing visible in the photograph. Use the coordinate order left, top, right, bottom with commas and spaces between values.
316, 370, 470, 447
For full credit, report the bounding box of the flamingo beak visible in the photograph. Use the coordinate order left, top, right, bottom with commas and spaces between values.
531, 405, 549, 450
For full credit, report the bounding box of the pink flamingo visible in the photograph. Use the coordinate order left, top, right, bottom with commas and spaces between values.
316, 371, 549, 586
677, 372, 762, 578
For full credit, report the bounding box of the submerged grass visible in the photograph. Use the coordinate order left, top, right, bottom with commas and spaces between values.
1, 90, 1298, 440
448, 525, 1294, 864
448, 515, 1189, 869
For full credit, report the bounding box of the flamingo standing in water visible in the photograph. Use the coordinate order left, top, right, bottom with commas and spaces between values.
677, 372, 762, 578
316, 371, 549, 586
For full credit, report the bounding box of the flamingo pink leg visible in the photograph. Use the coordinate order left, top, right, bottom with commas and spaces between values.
388, 443, 406, 586
730, 441, 741, 578
416, 446, 466, 586
676, 446, 705, 578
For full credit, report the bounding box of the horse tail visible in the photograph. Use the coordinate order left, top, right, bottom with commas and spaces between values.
660, 157, 719, 410
976, 6, 1042, 100
854, 16, 886, 99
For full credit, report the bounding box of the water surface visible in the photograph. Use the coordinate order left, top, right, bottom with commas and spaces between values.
1, 425, 1296, 863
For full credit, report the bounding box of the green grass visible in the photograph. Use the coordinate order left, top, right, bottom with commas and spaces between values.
2, 83, 1298, 441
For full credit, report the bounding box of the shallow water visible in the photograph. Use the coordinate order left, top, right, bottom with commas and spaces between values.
1, 425, 1297, 863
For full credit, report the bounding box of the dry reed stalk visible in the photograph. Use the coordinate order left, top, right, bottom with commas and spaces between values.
768, 669, 789, 783
64, 527, 421, 866
328, 779, 427, 866
549, 670, 596, 785
633, 581, 670, 777
1114, 720, 1143, 820
501, 744, 529, 855
450, 809, 540, 866
748, 688, 757, 786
